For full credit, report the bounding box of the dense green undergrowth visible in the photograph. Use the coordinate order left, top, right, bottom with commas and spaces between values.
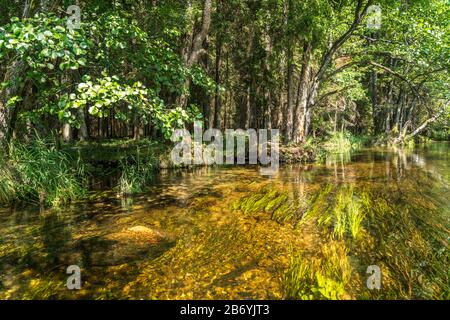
117, 148, 159, 195
0, 137, 87, 206
0, 137, 166, 206
321, 131, 371, 153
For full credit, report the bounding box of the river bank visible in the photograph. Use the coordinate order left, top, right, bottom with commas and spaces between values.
0, 132, 446, 207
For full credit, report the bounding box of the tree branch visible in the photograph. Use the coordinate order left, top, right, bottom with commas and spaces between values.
313, 85, 357, 108
405, 100, 449, 139
369, 61, 423, 99
314, 0, 373, 83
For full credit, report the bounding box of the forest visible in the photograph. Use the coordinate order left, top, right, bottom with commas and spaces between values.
0, 0, 449, 301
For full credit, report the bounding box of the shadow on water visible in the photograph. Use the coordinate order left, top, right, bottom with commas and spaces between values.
0, 143, 449, 299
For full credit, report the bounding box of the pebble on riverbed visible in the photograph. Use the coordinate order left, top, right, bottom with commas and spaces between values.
57, 225, 174, 267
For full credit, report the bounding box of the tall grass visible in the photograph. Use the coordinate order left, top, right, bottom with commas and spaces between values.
0, 137, 87, 206
322, 131, 369, 153
117, 147, 158, 195
0, 155, 16, 204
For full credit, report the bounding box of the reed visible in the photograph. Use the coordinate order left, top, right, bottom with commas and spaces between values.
0, 136, 87, 206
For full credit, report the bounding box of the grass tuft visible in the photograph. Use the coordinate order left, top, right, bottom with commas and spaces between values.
0, 136, 87, 206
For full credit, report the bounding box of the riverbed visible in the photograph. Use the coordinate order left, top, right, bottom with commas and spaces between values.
0, 143, 448, 299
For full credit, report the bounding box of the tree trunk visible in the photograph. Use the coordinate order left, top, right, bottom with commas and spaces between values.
297, 0, 373, 141
293, 42, 312, 143
62, 123, 72, 142
370, 69, 379, 133
178, 0, 212, 108
398, 101, 449, 143
285, 51, 294, 141
213, 36, 222, 129
1, 59, 26, 142
284, 0, 294, 141
77, 108, 88, 141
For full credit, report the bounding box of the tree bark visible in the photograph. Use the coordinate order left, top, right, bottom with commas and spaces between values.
285, 51, 294, 141
62, 123, 72, 142
77, 108, 88, 141
178, 0, 212, 108
298, 0, 373, 141
292, 42, 312, 143
213, 35, 222, 129
406, 103, 448, 139
284, 0, 294, 141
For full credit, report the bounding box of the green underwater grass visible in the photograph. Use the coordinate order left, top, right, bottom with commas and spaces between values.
234, 179, 449, 300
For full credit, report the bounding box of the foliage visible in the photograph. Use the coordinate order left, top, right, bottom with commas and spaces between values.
117, 146, 159, 195
0, 14, 89, 123
0, 9, 212, 140
322, 131, 369, 154
0, 153, 16, 204
0, 136, 86, 206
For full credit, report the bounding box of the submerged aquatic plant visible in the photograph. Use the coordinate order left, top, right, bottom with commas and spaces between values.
0, 156, 16, 204
358, 187, 450, 299
233, 184, 307, 226
347, 200, 364, 239
284, 241, 353, 300
302, 184, 367, 240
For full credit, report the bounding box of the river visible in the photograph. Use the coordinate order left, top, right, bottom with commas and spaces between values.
0, 143, 448, 299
